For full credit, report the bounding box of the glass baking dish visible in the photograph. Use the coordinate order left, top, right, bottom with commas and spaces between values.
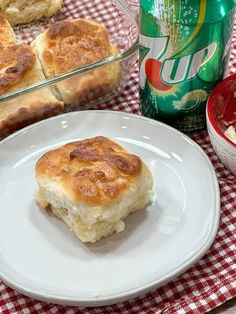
0, 0, 139, 139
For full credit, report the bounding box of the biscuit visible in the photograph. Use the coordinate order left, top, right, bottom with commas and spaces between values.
0, 44, 64, 139
32, 19, 121, 106
0, 0, 63, 26
35, 136, 153, 243
0, 15, 15, 46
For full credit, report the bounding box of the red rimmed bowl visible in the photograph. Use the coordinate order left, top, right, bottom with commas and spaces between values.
206, 73, 236, 176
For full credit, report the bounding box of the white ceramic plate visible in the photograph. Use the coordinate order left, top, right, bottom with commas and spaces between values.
0, 111, 220, 307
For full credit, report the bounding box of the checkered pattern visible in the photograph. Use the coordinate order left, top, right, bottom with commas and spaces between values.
228, 18, 236, 73
1, 3, 236, 314
14, 0, 138, 49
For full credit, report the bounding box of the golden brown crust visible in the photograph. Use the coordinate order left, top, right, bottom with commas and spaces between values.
0, 30, 64, 139
36, 136, 142, 205
42, 19, 112, 76
0, 14, 65, 139
32, 18, 121, 105
0, 44, 36, 95
0, 15, 15, 46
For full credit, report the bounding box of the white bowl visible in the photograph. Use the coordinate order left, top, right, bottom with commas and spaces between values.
206, 74, 236, 176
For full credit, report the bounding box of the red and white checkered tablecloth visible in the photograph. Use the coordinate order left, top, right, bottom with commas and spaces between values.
1, 3, 236, 314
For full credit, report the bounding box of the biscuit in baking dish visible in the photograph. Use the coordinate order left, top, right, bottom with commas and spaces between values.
0, 43, 64, 139
0, 14, 15, 46
35, 136, 153, 243
0, 0, 63, 26
32, 19, 121, 106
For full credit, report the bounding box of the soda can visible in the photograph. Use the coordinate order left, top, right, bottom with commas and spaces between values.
139, 0, 236, 132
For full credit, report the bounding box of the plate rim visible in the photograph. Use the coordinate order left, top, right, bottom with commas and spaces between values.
0, 110, 220, 306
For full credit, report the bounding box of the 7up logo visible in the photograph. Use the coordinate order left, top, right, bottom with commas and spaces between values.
140, 34, 217, 90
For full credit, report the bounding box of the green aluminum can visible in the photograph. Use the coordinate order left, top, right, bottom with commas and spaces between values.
139, 0, 235, 132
